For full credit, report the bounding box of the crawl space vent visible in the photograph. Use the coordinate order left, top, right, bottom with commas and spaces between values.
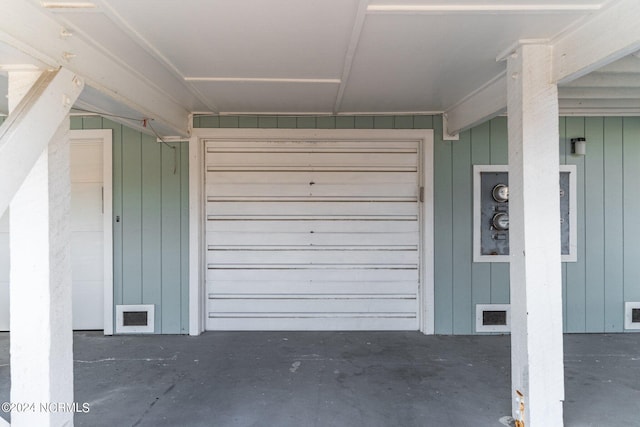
116, 304, 154, 333
476, 304, 510, 333
625, 302, 640, 330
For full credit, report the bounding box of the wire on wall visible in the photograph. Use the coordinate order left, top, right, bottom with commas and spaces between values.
73, 107, 178, 174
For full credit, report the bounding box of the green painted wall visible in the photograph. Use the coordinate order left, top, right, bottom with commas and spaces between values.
194, 114, 640, 334
71, 116, 189, 334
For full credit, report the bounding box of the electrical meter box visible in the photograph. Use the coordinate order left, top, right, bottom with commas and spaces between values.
473, 165, 576, 263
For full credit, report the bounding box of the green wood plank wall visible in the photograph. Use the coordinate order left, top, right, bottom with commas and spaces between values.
470, 121, 491, 333
42, 112, 640, 335
623, 119, 640, 307
66, 113, 640, 335
70, 116, 189, 334
194, 114, 640, 334
603, 118, 624, 331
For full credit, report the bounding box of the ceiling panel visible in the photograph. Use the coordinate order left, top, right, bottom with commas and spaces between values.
2, 0, 633, 122
104, 0, 359, 79
0, 42, 47, 70
341, 12, 596, 112
52, 12, 210, 111
191, 81, 339, 114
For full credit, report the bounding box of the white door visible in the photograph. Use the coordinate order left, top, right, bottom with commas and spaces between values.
204, 138, 421, 330
0, 129, 112, 331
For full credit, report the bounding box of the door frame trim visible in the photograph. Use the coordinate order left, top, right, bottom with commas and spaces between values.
188, 128, 434, 335
70, 129, 113, 335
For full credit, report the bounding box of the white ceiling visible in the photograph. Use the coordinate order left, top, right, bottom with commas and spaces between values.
0, 0, 639, 134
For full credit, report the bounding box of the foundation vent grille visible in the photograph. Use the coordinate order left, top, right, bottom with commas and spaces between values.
116, 304, 155, 334
476, 304, 510, 333
625, 303, 640, 330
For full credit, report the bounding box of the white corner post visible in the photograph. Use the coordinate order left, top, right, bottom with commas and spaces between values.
507, 44, 565, 426
5, 68, 83, 426
188, 132, 204, 336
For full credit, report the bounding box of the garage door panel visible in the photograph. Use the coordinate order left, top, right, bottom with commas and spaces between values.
207, 231, 419, 246
207, 281, 418, 295
207, 268, 419, 282
207, 171, 417, 185
207, 171, 417, 199
208, 298, 417, 314
207, 201, 418, 217
207, 249, 418, 265
206, 220, 419, 233
206, 317, 418, 331
207, 183, 417, 200
206, 140, 418, 152
207, 152, 417, 170
206, 220, 420, 234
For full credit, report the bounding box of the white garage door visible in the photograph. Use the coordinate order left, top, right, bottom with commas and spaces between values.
205, 138, 421, 330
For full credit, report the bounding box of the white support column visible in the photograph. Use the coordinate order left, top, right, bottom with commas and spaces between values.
7, 70, 81, 426
507, 44, 565, 427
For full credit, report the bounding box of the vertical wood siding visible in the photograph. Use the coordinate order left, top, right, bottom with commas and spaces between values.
63, 113, 625, 335
71, 117, 189, 334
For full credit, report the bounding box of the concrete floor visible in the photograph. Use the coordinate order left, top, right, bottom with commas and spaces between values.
0, 332, 638, 426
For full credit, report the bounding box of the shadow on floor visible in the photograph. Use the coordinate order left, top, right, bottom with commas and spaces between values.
0, 332, 638, 426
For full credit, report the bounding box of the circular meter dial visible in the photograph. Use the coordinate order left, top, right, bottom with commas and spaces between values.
492, 183, 509, 202
492, 213, 509, 231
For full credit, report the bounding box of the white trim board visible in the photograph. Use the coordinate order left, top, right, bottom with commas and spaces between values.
473, 164, 577, 263
70, 129, 114, 335
189, 129, 434, 335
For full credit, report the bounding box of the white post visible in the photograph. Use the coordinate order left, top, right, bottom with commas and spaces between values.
507, 44, 565, 426
8, 71, 75, 426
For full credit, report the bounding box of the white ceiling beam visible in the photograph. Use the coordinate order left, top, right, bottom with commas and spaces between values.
0, 0, 190, 137
563, 72, 640, 87
0, 67, 83, 217
553, 0, 640, 84
443, 72, 507, 137
185, 77, 341, 84
596, 55, 640, 73
559, 86, 640, 98
334, 0, 369, 114
367, 3, 603, 14
559, 98, 640, 109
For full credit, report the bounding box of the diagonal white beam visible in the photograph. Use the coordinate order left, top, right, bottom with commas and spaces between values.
553, 0, 640, 84
443, 72, 506, 136
0, 0, 189, 137
0, 67, 83, 218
